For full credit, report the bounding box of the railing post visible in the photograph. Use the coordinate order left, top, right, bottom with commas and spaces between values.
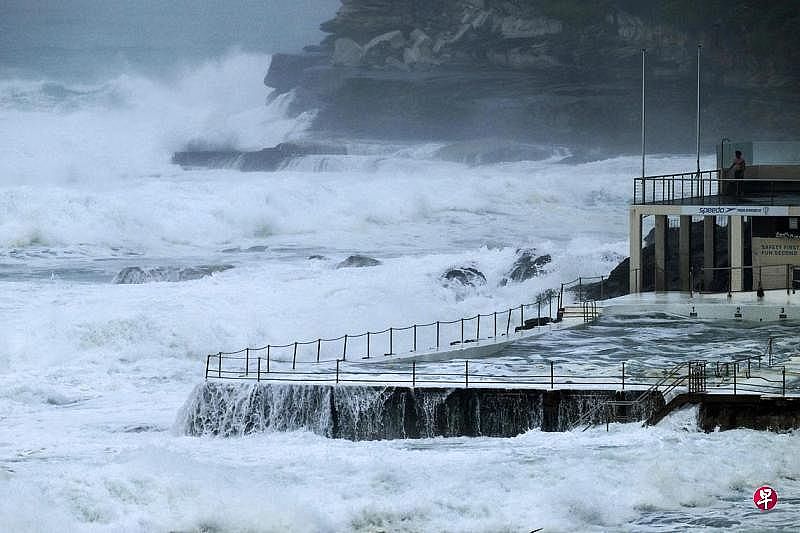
336, 358, 340, 384
550, 361, 554, 389
578, 277, 583, 302
506, 309, 511, 335
245, 348, 250, 376
218, 352, 222, 378
343, 334, 348, 361
622, 362, 625, 390
366, 331, 370, 359
493, 312, 497, 338
769, 336, 773, 365
389, 327, 393, 355
413, 325, 417, 352
733, 365, 737, 395
267, 345, 270, 373
292, 342, 297, 370
205, 354, 210, 380
783, 367, 786, 396
317, 339, 321, 363
520, 304, 524, 329
436, 322, 440, 348
476, 314, 480, 340
257, 357, 261, 382
460, 318, 464, 344
465, 360, 469, 389
412, 361, 416, 389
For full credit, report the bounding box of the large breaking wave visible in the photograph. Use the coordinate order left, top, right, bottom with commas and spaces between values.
0, 51, 312, 187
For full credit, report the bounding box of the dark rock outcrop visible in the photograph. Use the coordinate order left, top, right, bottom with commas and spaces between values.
502, 249, 551, 284
265, 1, 800, 152
442, 266, 486, 286
434, 139, 553, 165
221, 245, 268, 253
336, 254, 382, 268
112, 265, 233, 284
172, 142, 347, 172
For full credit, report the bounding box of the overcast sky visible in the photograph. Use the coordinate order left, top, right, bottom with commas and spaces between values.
0, 0, 341, 77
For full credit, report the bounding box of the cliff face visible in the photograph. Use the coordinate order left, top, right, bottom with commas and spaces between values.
266, 1, 800, 152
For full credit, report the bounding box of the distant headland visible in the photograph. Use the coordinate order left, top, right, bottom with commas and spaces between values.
265, 0, 800, 153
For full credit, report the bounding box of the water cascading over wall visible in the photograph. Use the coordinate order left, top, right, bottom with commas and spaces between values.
180, 382, 657, 440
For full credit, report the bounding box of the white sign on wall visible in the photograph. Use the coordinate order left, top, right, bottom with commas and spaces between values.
752, 237, 800, 289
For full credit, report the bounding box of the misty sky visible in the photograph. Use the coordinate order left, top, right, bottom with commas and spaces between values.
0, 0, 340, 78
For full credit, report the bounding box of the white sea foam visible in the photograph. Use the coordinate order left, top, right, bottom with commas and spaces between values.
2, 51, 793, 532
0, 51, 311, 187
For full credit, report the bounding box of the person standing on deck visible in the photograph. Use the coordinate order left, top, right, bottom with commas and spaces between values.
728, 150, 746, 196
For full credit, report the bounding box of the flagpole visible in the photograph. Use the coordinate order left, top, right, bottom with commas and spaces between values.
641, 48, 646, 179
696, 43, 702, 177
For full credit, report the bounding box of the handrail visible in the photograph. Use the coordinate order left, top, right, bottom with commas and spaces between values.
568, 360, 690, 431
558, 276, 607, 315
633, 263, 799, 295
567, 335, 788, 431
206, 272, 612, 367
633, 169, 721, 204
205, 350, 791, 396
695, 264, 799, 295
633, 168, 800, 205
207, 357, 655, 388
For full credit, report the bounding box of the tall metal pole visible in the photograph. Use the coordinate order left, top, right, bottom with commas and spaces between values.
641, 48, 646, 179
696, 43, 702, 176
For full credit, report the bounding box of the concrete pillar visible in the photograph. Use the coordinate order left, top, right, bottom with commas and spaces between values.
629, 209, 642, 293
654, 215, 668, 291
679, 215, 692, 292
703, 216, 715, 290
730, 215, 744, 291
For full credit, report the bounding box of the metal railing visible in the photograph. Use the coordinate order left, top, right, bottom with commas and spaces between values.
632, 264, 800, 295
633, 169, 800, 205
206, 356, 663, 389
204, 272, 617, 371
205, 335, 791, 394
694, 264, 799, 294
207, 295, 568, 369
558, 276, 607, 305
634, 169, 720, 204
569, 335, 791, 430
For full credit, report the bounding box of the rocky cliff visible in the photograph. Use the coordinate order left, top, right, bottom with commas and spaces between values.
266, 1, 800, 152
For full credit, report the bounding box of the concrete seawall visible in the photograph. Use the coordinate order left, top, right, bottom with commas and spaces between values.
697, 395, 800, 431
181, 382, 663, 440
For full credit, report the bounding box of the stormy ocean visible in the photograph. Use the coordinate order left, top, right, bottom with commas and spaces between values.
1, 1, 797, 531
